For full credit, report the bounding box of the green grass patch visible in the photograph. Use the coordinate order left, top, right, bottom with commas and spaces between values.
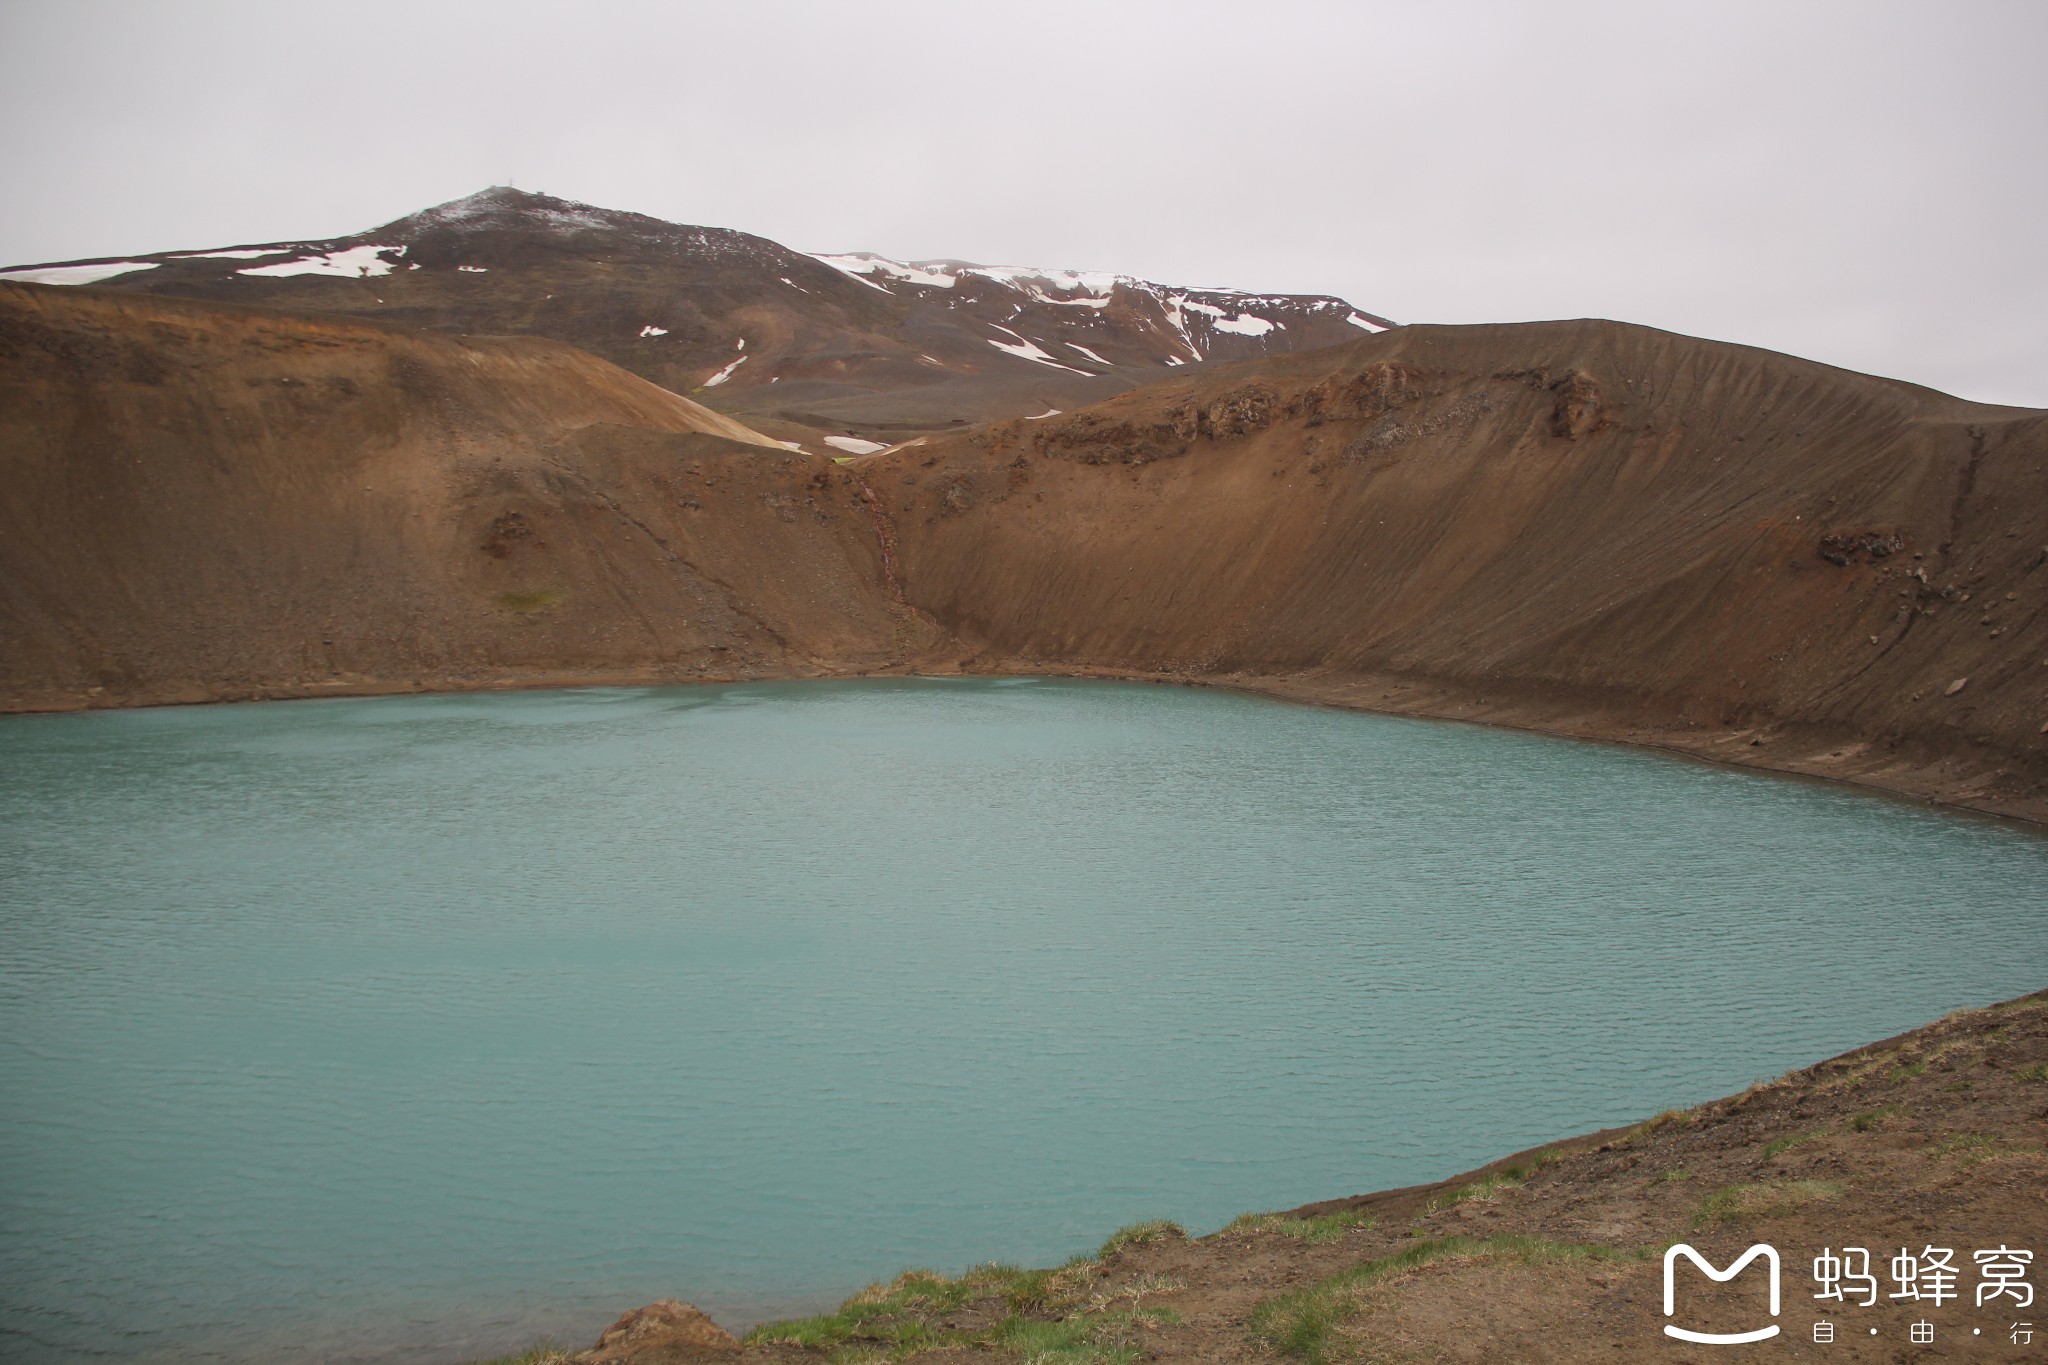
1847, 1104, 1904, 1133
1423, 1170, 1523, 1214
1223, 1208, 1379, 1246
743, 1267, 983, 1351
744, 1258, 1116, 1355
1894, 1059, 1928, 1081
1934, 1133, 2000, 1169
1500, 1149, 1562, 1180
1097, 1220, 1184, 1259
2017, 1062, 2048, 1083
1649, 1167, 1692, 1185
1619, 1108, 1691, 1145
1693, 1180, 1842, 1227
988, 1308, 1172, 1364
1762, 1131, 1817, 1160
495, 590, 562, 612
1248, 1235, 1625, 1362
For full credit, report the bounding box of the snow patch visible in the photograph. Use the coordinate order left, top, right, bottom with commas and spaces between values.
172, 248, 286, 260
1025, 407, 1062, 420
1165, 356, 1185, 367
458, 265, 489, 273
639, 325, 669, 338
238, 244, 405, 278
412, 189, 616, 234
966, 264, 1123, 299
1345, 312, 1390, 333
1213, 313, 1278, 337
824, 436, 888, 455
702, 355, 747, 386
1155, 292, 1206, 362
811, 253, 953, 289
985, 325, 1092, 375
0, 260, 160, 285
1065, 342, 1113, 367
807, 253, 1133, 307
735, 338, 745, 350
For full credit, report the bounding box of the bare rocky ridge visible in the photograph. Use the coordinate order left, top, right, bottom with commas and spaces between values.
0, 187, 1392, 447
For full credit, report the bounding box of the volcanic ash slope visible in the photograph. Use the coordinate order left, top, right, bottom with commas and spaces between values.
0, 281, 925, 710
870, 320, 2048, 819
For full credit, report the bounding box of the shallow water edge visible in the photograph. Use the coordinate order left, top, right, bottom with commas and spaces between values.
13, 660, 2039, 828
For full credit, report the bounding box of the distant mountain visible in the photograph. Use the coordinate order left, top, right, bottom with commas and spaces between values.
0, 187, 1396, 444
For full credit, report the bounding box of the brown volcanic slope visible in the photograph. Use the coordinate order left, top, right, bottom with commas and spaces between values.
1, 187, 1392, 445
866, 320, 2048, 820
0, 281, 923, 711
4, 282, 2045, 820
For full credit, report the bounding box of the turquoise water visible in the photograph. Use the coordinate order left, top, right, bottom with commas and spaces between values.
1, 678, 2044, 1363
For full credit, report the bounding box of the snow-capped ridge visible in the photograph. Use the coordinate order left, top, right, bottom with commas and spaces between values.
0, 260, 161, 286
808, 252, 1136, 307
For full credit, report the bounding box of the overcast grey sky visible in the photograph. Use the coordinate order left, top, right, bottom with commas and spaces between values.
3, 0, 2043, 405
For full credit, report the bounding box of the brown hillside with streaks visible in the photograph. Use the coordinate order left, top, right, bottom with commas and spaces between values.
867, 320, 2048, 819
0, 281, 924, 711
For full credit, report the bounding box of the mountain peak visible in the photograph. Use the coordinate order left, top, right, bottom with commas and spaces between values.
389, 186, 627, 235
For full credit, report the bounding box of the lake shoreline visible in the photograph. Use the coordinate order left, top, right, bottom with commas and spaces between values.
12, 659, 2042, 828
517, 988, 2048, 1364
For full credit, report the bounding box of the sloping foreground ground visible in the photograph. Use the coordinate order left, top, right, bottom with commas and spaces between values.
518, 992, 2048, 1363
3, 284, 2045, 822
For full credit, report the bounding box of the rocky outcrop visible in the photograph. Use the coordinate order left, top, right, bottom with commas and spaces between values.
572, 1300, 738, 1364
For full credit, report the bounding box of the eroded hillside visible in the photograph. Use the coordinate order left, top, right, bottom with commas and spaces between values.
867, 321, 2048, 819
0, 281, 926, 711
